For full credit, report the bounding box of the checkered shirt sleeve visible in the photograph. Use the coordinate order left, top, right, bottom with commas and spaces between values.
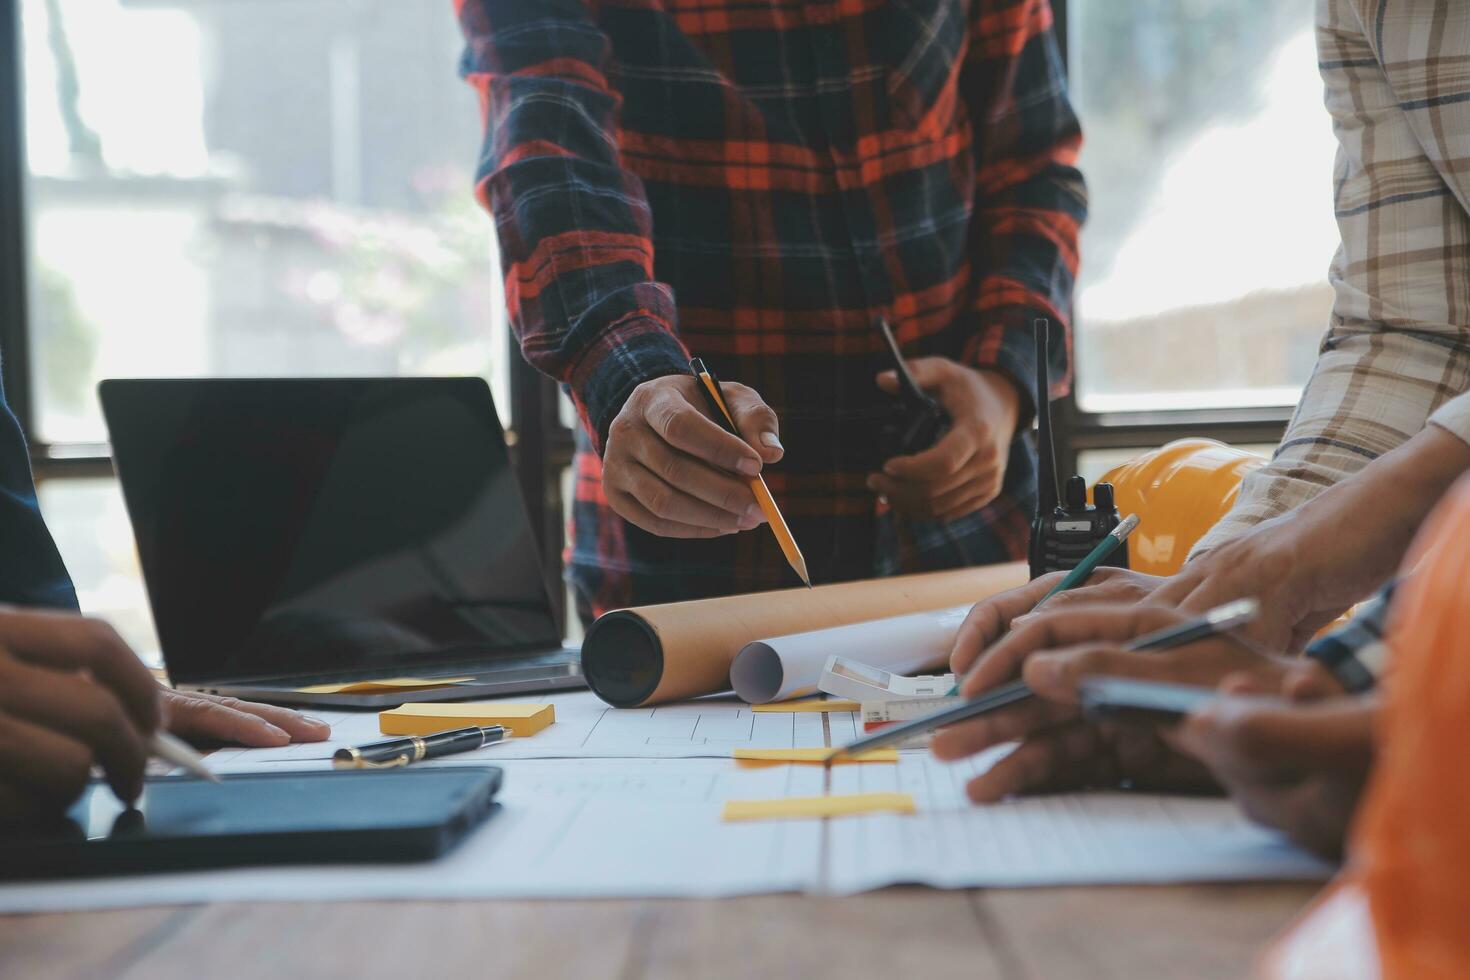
1193, 0, 1470, 558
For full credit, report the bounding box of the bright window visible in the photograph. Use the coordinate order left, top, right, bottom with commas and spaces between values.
21, 0, 508, 445
1070, 0, 1338, 412
35, 477, 160, 663
18, 0, 514, 647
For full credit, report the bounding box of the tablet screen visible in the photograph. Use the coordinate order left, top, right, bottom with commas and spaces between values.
0, 769, 502, 879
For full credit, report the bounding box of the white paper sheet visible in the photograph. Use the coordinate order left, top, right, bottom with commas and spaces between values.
203, 692, 831, 773
823, 753, 1333, 892
0, 759, 825, 912
729, 604, 970, 703
0, 697, 1332, 913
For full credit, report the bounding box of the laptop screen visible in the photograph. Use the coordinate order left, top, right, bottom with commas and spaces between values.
101, 378, 563, 684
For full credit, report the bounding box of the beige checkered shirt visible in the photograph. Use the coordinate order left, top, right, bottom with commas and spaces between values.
1193, 0, 1470, 556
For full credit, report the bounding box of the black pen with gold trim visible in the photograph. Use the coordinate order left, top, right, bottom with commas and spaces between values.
332, 726, 506, 769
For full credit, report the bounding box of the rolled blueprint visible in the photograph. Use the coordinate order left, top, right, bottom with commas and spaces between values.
581, 563, 1027, 707
729, 604, 971, 703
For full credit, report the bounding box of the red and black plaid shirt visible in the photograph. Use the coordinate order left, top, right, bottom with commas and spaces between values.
456, 0, 1085, 623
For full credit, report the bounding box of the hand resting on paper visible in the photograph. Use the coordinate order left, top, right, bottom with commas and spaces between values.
603, 375, 782, 538
0, 608, 329, 825
160, 689, 330, 748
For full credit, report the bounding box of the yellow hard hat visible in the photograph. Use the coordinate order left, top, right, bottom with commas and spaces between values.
1098, 439, 1267, 576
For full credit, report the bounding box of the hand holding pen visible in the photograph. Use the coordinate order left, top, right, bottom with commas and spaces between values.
688, 359, 810, 587
0, 608, 221, 826
943, 516, 1140, 697
928, 599, 1305, 802
599, 374, 784, 541
832, 598, 1259, 759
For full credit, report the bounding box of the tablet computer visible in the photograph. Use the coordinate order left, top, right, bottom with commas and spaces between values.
0, 767, 502, 880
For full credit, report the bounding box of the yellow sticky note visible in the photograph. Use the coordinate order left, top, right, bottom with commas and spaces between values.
722, 792, 916, 822
750, 699, 860, 713
379, 702, 555, 737
732, 747, 898, 767
295, 676, 476, 695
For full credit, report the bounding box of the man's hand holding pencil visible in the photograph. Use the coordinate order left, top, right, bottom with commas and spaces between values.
603, 375, 782, 539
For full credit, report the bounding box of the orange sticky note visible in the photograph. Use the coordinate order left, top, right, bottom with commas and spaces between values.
379, 702, 555, 737
750, 700, 860, 713
295, 676, 476, 695
722, 792, 916, 822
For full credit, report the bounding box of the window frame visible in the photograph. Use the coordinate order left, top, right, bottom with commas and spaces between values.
1, 0, 31, 441
0, 0, 574, 621
1046, 0, 1291, 476
1, 0, 1292, 629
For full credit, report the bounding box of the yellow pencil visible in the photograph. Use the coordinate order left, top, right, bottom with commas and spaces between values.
689, 358, 812, 588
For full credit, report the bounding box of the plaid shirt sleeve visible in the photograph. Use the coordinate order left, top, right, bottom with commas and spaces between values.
1306, 580, 1397, 692
1192, 0, 1470, 557
961, 0, 1086, 417
455, 0, 690, 453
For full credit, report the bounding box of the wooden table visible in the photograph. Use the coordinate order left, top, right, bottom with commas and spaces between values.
0, 883, 1317, 978
6, 672, 1319, 976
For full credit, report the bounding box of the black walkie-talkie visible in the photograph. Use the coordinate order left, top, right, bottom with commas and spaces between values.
874, 317, 950, 460
1028, 319, 1128, 579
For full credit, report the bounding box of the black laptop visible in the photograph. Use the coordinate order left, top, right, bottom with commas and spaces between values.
100, 377, 583, 708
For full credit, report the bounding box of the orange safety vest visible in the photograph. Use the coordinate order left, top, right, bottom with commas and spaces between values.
1263, 474, 1470, 979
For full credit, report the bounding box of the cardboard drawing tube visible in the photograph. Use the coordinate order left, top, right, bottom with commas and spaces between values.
581, 562, 1028, 707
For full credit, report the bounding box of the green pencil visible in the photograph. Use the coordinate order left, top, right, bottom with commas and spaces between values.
1033, 512, 1140, 608
945, 513, 1140, 696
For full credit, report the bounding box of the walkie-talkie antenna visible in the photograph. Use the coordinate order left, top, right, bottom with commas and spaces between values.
1034, 319, 1060, 515
874, 317, 928, 404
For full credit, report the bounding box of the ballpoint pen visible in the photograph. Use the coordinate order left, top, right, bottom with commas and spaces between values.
332, 725, 507, 769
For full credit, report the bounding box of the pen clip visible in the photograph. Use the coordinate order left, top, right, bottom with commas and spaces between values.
332, 751, 412, 771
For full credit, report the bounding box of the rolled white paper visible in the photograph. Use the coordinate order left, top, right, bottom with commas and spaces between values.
729, 604, 972, 704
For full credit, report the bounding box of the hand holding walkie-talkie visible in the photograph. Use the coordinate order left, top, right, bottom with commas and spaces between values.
868, 318, 1026, 524
874, 317, 950, 459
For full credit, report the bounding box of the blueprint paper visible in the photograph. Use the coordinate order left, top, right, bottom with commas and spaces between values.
0, 759, 824, 912
203, 692, 830, 771
823, 753, 1333, 893
0, 694, 1332, 913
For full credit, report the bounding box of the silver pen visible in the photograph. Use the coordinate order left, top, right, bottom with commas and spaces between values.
826, 598, 1261, 764
151, 731, 221, 782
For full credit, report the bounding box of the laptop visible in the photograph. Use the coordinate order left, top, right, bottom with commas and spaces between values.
100, 377, 584, 708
